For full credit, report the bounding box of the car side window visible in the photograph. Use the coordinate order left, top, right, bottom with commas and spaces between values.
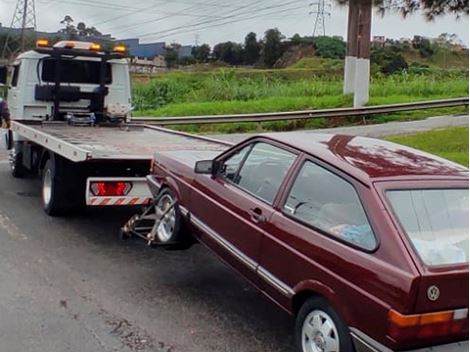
224, 142, 296, 204
11, 65, 20, 87
220, 144, 252, 182
284, 161, 376, 250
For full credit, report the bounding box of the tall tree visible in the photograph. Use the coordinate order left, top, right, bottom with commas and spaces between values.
213, 42, 244, 65
59, 15, 77, 38
261, 28, 284, 68
192, 44, 211, 63
244, 32, 261, 65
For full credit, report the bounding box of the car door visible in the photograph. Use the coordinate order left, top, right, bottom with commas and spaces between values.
7, 63, 21, 119
259, 158, 378, 308
190, 140, 298, 283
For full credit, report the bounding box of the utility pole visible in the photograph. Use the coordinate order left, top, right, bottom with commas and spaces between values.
1, 0, 37, 60
343, 0, 372, 107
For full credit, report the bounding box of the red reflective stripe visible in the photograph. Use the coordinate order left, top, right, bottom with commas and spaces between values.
90, 198, 96, 205
100, 198, 111, 206
128, 198, 140, 205
114, 198, 125, 206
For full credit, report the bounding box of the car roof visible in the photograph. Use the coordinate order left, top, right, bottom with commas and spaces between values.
259, 132, 468, 183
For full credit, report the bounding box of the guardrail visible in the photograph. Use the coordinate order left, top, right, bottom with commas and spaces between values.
133, 97, 469, 126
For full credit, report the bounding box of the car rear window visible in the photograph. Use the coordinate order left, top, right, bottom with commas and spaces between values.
388, 189, 469, 266
284, 161, 376, 250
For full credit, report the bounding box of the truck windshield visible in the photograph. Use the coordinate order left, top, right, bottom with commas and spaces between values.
388, 188, 468, 266
41, 58, 112, 84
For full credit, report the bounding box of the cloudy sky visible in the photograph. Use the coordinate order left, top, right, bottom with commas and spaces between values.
0, 0, 468, 46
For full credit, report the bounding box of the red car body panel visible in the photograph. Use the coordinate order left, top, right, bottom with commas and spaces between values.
148, 133, 469, 351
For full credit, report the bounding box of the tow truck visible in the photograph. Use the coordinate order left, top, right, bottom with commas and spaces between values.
0, 39, 230, 215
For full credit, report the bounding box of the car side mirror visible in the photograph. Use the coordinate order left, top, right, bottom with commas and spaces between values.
194, 160, 220, 175
0, 66, 6, 85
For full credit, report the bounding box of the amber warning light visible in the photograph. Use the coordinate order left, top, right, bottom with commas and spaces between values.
36, 39, 49, 48
113, 44, 127, 54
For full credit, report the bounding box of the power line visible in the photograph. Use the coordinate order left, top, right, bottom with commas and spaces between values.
136, 0, 306, 40
147, 3, 309, 41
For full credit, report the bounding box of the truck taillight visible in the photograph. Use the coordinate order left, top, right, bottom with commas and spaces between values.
90, 182, 132, 197
388, 309, 468, 341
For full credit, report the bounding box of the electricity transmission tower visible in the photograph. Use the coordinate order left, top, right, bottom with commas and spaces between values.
309, 0, 331, 37
1, 0, 37, 60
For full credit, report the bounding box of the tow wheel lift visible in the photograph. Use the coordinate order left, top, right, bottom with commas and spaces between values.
120, 197, 177, 247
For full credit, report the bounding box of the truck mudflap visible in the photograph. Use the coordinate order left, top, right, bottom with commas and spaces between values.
86, 177, 152, 206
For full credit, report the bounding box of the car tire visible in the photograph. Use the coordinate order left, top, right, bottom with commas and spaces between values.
153, 188, 192, 249
42, 157, 85, 216
10, 142, 27, 178
295, 297, 353, 352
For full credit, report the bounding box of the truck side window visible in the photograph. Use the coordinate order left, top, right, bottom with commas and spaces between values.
284, 161, 376, 250
11, 65, 20, 87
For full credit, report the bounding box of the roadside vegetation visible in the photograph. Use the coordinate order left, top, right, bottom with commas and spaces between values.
385, 127, 469, 167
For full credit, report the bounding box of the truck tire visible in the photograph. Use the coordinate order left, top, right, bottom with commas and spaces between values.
10, 142, 27, 178
295, 297, 353, 352
42, 157, 85, 216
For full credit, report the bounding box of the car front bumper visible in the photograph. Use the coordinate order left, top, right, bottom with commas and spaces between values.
350, 327, 469, 352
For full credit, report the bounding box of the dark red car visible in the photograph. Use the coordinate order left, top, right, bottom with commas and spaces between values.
147, 133, 469, 352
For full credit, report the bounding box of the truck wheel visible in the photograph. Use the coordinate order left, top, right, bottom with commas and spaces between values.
295, 297, 353, 352
10, 143, 27, 178
153, 188, 192, 249
42, 157, 85, 216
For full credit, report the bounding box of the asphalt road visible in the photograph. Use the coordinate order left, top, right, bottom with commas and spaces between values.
0, 154, 292, 352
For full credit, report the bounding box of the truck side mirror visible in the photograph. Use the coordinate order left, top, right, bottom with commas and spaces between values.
0, 66, 6, 85
194, 160, 220, 176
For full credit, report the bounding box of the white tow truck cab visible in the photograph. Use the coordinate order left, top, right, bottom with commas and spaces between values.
0, 39, 230, 216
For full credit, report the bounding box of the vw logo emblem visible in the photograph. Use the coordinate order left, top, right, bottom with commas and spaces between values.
427, 285, 440, 301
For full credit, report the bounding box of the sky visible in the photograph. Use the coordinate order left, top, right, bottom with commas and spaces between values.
0, 0, 468, 46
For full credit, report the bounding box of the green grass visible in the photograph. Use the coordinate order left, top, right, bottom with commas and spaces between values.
132, 69, 468, 134
385, 127, 469, 166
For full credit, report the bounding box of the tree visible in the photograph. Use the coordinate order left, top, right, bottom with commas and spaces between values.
313, 36, 346, 59
412, 35, 434, 57
165, 46, 179, 68
371, 46, 408, 74
59, 15, 77, 38
337, 0, 468, 20
244, 32, 261, 65
213, 42, 244, 65
192, 44, 211, 63
261, 28, 284, 67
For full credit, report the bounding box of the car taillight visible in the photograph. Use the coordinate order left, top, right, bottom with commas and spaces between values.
388, 308, 468, 341
90, 182, 132, 197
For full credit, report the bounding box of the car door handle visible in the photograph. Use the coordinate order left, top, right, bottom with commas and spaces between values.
249, 207, 266, 223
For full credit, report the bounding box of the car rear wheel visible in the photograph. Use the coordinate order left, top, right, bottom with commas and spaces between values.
295, 297, 353, 352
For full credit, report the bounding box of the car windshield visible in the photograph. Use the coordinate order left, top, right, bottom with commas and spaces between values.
387, 188, 469, 266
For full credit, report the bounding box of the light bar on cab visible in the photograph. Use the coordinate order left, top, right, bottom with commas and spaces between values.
113, 44, 127, 54
36, 38, 49, 48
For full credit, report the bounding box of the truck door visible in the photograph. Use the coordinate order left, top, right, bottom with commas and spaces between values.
7, 64, 21, 119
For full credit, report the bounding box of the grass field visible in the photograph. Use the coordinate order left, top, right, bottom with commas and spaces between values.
386, 127, 469, 166
132, 68, 468, 134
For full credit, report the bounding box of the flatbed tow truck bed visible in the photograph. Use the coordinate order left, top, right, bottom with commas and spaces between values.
11, 120, 232, 209
12, 121, 231, 162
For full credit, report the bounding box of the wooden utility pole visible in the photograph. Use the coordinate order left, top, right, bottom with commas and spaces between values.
343, 0, 372, 107
343, 2, 359, 94
353, 0, 372, 107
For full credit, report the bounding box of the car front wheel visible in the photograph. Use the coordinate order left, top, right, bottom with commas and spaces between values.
295, 297, 353, 352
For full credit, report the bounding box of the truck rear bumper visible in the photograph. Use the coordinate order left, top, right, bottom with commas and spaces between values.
86, 177, 152, 206
350, 327, 468, 352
